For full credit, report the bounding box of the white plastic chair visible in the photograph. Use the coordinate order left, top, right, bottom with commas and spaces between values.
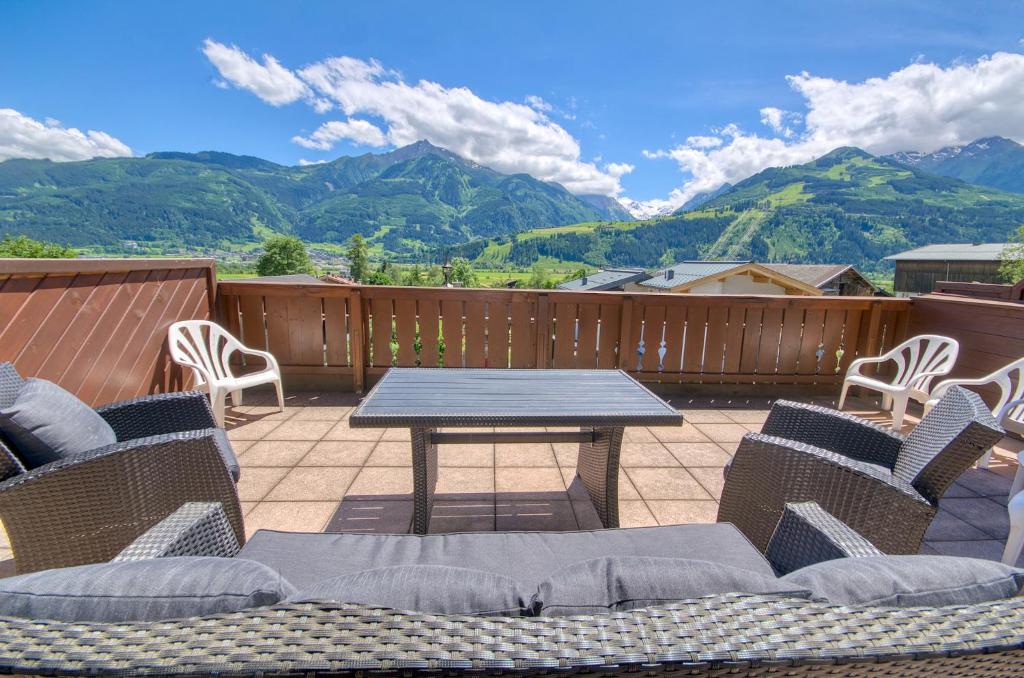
168, 320, 283, 426
925, 357, 1024, 468
838, 334, 959, 430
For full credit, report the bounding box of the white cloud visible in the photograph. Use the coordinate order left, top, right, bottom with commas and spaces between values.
201, 38, 310, 106
604, 162, 634, 178
524, 95, 552, 112
204, 40, 625, 195
297, 158, 327, 166
639, 51, 1024, 215
0, 108, 132, 162
293, 119, 388, 149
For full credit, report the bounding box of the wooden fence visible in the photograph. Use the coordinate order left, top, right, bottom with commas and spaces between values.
933, 280, 1024, 303
0, 259, 216, 406
218, 281, 911, 393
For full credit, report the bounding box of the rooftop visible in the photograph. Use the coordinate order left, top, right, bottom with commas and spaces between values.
556, 268, 648, 291
761, 263, 852, 288
639, 261, 749, 289
885, 243, 1010, 261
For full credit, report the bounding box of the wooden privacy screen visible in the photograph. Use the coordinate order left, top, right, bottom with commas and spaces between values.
909, 293, 1024, 406
218, 281, 910, 392
0, 259, 216, 406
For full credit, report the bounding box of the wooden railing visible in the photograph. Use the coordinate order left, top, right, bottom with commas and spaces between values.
217, 281, 911, 393
933, 280, 1024, 302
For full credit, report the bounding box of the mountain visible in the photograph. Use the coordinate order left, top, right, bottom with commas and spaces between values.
0, 141, 621, 255
454, 146, 1024, 273
576, 193, 634, 221
886, 136, 1024, 194
674, 183, 733, 213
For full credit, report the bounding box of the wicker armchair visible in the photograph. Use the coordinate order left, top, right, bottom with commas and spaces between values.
718, 385, 1004, 554
0, 363, 244, 574
2, 501, 1022, 676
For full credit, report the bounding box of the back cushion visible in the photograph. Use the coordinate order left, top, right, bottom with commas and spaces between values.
537, 556, 810, 616
0, 378, 117, 468
782, 555, 1024, 607
288, 565, 534, 616
0, 557, 295, 622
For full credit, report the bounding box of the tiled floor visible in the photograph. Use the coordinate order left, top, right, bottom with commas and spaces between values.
1, 388, 1022, 570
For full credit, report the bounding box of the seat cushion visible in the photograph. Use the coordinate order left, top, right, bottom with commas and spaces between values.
782, 555, 1024, 607
288, 564, 534, 616
0, 556, 295, 622
0, 378, 117, 468
237, 523, 773, 590
538, 556, 811, 616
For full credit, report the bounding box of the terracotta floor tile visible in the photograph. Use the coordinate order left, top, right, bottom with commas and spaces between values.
436, 467, 495, 495
240, 501, 257, 516
651, 423, 711, 443
244, 501, 337, 537
618, 500, 657, 527
559, 467, 640, 502
571, 499, 604, 530
380, 428, 412, 441
626, 467, 713, 500
439, 444, 493, 467
721, 409, 769, 425
647, 500, 719, 525
230, 439, 257, 456
366, 441, 415, 466
924, 510, 991, 541
265, 466, 359, 501
495, 467, 567, 496
322, 422, 385, 442
228, 419, 283, 441
496, 500, 578, 531
619, 442, 680, 467
346, 466, 414, 498
236, 467, 290, 502
688, 466, 727, 499
290, 406, 351, 421
300, 440, 376, 466
663, 442, 732, 467
925, 539, 1007, 562
939, 496, 1009, 539
678, 409, 735, 424
692, 423, 751, 443
263, 420, 335, 441
431, 500, 496, 533
495, 443, 557, 467
552, 443, 578, 468
239, 440, 315, 467
327, 500, 413, 533
716, 441, 740, 455
624, 427, 658, 443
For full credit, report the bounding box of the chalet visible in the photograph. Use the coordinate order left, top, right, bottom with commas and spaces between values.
556, 268, 650, 291
624, 261, 875, 296
885, 243, 1009, 296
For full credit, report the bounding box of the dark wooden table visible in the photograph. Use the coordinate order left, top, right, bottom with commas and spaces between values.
349, 368, 683, 533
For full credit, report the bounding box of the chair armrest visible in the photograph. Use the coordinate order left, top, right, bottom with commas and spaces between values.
236, 346, 280, 371
113, 502, 241, 561
765, 502, 883, 575
96, 391, 217, 440
762, 400, 905, 468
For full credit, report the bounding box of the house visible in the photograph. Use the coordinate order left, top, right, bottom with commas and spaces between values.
556, 267, 650, 291
885, 243, 1009, 296
624, 261, 874, 296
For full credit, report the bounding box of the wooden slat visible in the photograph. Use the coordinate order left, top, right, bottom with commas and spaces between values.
777, 308, 805, 374
535, 294, 552, 368
323, 296, 349, 366
370, 297, 394, 368
597, 303, 621, 369
509, 301, 535, 368
238, 295, 267, 351
837, 307, 863, 374
660, 305, 686, 374
393, 298, 418, 367
289, 296, 326, 366
263, 295, 292, 364
462, 301, 487, 368
738, 307, 763, 375
487, 301, 510, 369
723, 306, 746, 375
441, 299, 463, 368
552, 302, 578, 368
682, 305, 708, 374
575, 304, 600, 370
756, 308, 784, 375
418, 299, 441, 368
819, 308, 847, 376
13, 273, 104, 376
702, 307, 729, 376
797, 309, 826, 375
641, 304, 666, 372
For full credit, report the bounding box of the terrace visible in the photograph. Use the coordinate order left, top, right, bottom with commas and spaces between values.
1, 258, 1022, 572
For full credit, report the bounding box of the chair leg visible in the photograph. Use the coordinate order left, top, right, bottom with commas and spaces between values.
1002, 490, 1024, 565
274, 379, 285, 412
838, 381, 851, 410
881, 392, 893, 411
231, 390, 243, 407
976, 448, 993, 469
889, 393, 909, 430
1010, 452, 1024, 499
211, 389, 227, 427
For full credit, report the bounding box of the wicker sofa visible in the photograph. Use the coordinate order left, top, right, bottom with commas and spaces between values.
0, 501, 1022, 676
0, 362, 244, 574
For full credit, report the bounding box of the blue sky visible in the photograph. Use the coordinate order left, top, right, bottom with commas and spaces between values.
2, 1, 1023, 214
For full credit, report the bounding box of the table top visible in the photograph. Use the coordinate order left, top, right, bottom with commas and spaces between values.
349, 368, 683, 428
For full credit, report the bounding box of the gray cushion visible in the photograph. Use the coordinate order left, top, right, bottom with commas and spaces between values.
782, 555, 1024, 607
237, 523, 773, 590
212, 428, 241, 482
0, 556, 295, 622
0, 378, 116, 468
538, 556, 811, 616
288, 564, 533, 616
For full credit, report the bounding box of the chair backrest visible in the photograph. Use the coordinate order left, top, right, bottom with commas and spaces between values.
0, 362, 28, 480
894, 386, 1004, 504
884, 335, 959, 392
167, 321, 244, 388
987, 357, 1024, 427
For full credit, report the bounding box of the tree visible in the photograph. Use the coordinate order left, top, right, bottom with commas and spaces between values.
255, 235, 315, 276
999, 225, 1024, 283
0, 234, 75, 258
347, 234, 369, 282
402, 263, 427, 286
448, 257, 479, 287
526, 264, 555, 289
364, 260, 394, 285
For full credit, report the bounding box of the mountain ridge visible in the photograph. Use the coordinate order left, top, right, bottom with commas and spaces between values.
885, 136, 1024, 194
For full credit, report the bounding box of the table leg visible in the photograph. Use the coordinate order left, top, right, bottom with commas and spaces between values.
575, 426, 623, 528
410, 427, 438, 534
